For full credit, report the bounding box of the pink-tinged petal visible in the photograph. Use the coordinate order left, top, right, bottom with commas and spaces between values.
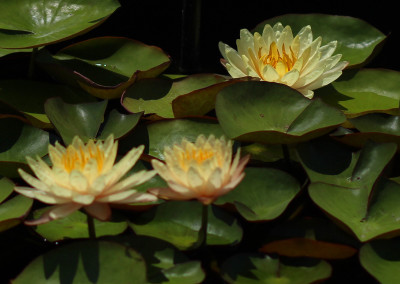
84, 203, 111, 221
25, 203, 82, 225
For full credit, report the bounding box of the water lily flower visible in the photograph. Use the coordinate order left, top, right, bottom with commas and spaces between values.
150, 135, 250, 205
219, 22, 348, 98
14, 135, 157, 225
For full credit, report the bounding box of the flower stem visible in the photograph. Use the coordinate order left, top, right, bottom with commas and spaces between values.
199, 203, 209, 248
28, 47, 38, 79
86, 214, 96, 239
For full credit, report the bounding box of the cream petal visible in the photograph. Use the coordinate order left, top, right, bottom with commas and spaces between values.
89, 175, 108, 195
84, 202, 111, 221
207, 168, 223, 193
187, 167, 205, 190
69, 169, 89, 193
262, 24, 275, 52
277, 25, 294, 52
106, 145, 144, 186
262, 65, 280, 81
26, 156, 53, 184
152, 159, 174, 182
72, 194, 95, 205
219, 172, 246, 196
237, 29, 255, 54
225, 45, 248, 73
218, 41, 229, 59
97, 189, 156, 203
297, 25, 313, 54
14, 187, 70, 204
104, 170, 156, 194
226, 63, 248, 78
292, 67, 324, 88
102, 142, 118, 172
18, 169, 51, 193
281, 69, 300, 86
319, 41, 338, 60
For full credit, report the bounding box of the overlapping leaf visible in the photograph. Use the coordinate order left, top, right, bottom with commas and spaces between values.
0, 0, 120, 49
254, 14, 386, 66
0, 118, 50, 177
215, 81, 346, 144
215, 167, 300, 221
37, 37, 170, 99
360, 239, 400, 284
221, 253, 332, 284
122, 74, 228, 118
0, 177, 33, 232
298, 138, 400, 241
13, 241, 148, 284
316, 69, 400, 118
130, 201, 243, 250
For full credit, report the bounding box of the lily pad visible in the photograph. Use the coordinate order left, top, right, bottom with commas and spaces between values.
215, 81, 346, 144
215, 167, 300, 221
0, 177, 33, 232
316, 69, 400, 118
32, 208, 128, 241
298, 138, 400, 241
332, 113, 400, 149
0, 117, 50, 177
221, 253, 332, 284
259, 218, 358, 260
114, 235, 205, 284
360, 239, 400, 284
13, 240, 148, 284
122, 74, 227, 118
119, 117, 226, 160
130, 201, 243, 250
44, 97, 107, 144
48, 37, 171, 99
0, 0, 120, 48
0, 80, 95, 127
255, 14, 386, 66
97, 109, 142, 140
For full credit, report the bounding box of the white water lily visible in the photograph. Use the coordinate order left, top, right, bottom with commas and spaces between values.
14, 135, 157, 225
219, 22, 348, 98
150, 135, 250, 205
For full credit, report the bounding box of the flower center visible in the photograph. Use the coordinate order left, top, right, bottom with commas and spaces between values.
61, 144, 104, 173
258, 42, 297, 77
184, 148, 215, 164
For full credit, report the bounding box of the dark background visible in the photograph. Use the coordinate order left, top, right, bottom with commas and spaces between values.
74, 0, 399, 74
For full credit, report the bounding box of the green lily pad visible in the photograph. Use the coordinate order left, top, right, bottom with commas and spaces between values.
46, 37, 171, 99
332, 113, 400, 149
13, 240, 147, 284
255, 14, 386, 66
316, 69, 400, 118
130, 201, 243, 250
114, 235, 205, 284
215, 81, 346, 144
221, 253, 332, 284
119, 117, 226, 160
0, 80, 95, 127
97, 109, 142, 140
215, 167, 300, 221
0, 0, 120, 48
32, 208, 127, 241
122, 74, 227, 118
360, 239, 400, 284
0, 48, 32, 57
298, 138, 400, 242
0, 177, 33, 232
0, 118, 50, 177
44, 97, 107, 144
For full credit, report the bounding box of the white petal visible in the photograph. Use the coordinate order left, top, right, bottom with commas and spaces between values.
281, 69, 300, 86
262, 65, 280, 81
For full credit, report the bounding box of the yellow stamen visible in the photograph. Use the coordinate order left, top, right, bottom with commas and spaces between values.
258, 42, 297, 78
62, 145, 104, 173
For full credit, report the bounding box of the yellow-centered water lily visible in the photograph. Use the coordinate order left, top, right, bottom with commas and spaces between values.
150, 135, 250, 205
219, 22, 348, 98
14, 135, 157, 225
